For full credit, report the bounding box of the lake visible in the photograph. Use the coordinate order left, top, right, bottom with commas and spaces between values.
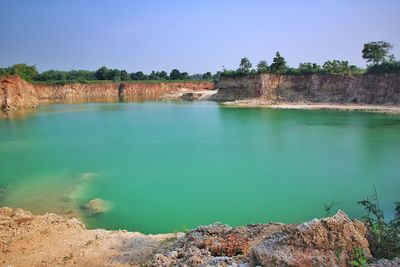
0, 100, 399, 234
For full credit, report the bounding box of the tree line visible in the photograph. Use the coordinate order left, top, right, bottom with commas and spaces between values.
1, 41, 398, 83
221, 41, 400, 77
0, 65, 219, 84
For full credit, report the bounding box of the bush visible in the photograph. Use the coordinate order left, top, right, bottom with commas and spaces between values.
358, 189, 400, 259
10, 64, 38, 81
367, 61, 400, 73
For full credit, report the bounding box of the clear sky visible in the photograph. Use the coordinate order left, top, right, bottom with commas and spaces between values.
0, 0, 399, 73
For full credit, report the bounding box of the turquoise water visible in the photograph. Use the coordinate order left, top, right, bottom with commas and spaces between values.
0, 101, 399, 233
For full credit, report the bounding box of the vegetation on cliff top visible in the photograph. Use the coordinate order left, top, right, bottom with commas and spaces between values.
221, 41, 400, 78
0, 65, 219, 85
1, 41, 399, 84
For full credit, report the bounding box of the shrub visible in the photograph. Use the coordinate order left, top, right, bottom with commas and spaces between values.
358, 189, 400, 259
367, 61, 400, 73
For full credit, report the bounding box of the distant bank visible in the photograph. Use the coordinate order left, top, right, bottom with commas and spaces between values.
2, 72, 400, 113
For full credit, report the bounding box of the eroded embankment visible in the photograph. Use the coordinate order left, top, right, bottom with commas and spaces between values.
0, 76, 215, 111
213, 73, 400, 105
1, 207, 398, 266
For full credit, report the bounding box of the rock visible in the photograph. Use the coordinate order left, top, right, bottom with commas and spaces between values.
167, 250, 178, 259
12, 208, 33, 224
146, 222, 289, 266
153, 253, 173, 267
250, 210, 372, 267
181, 92, 203, 101
82, 198, 110, 215
368, 257, 400, 267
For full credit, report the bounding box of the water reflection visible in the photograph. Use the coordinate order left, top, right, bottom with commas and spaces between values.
0, 96, 164, 121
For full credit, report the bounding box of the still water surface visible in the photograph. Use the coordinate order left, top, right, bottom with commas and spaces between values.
0, 100, 399, 233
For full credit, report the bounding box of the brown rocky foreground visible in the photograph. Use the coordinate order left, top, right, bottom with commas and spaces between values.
1, 208, 399, 267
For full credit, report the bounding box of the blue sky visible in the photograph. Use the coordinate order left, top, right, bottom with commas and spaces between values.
0, 0, 399, 73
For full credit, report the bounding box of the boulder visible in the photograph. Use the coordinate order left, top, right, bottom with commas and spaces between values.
250, 210, 372, 267
181, 92, 204, 101
82, 198, 110, 215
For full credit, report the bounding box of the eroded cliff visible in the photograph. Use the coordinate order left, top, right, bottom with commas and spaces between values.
213, 73, 400, 105
0, 75, 215, 110
0, 76, 39, 110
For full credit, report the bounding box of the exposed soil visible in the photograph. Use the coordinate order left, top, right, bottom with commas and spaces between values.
3, 208, 397, 267
0, 207, 181, 266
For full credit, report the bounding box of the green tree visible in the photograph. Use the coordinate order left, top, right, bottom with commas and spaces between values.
239, 57, 252, 73
256, 60, 269, 73
322, 60, 356, 74
202, 72, 212, 80
131, 71, 146, 80
148, 71, 158, 80
362, 41, 393, 65
213, 71, 222, 81
95, 66, 109, 80
170, 69, 181, 80
297, 62, 322, 74
159, 71, 168, 80
106, 69, 121, 81
10, 64, 38, 81
180, 72, 189, 80
0, 67, 12, 77
269, 52, 287, 73
36, 70, 67, 81
120, 70, 130, 81
67, 70, 96, 81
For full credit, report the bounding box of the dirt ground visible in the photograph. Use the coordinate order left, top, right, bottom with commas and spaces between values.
0, 207, 181, 266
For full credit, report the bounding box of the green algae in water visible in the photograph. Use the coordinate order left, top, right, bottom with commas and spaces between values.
0, 101, 400, 234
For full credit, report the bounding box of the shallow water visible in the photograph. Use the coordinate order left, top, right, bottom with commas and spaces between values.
0, 100, 399, 233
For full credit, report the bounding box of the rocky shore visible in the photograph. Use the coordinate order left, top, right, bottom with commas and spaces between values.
1, 207, 398, 266
221, 99, 400, 114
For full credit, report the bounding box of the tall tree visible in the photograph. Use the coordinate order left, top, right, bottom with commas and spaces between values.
239, 57, 252, 73
256, 60, 269, 72
95, 66, 109, 80
131, 71, 146, 80
202, 72, 212, 80
120, 70, 130, 81
170, 69, 181, 80
362, 41, 393, 65
159, 71, 168, 80
180, 72, 189, 80
269, 52, 287, 73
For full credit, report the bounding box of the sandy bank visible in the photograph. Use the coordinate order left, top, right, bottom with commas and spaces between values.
222, 99, 400, 114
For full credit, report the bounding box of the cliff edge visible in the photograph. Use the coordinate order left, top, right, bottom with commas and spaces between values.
0, 76, 215, 111
213, 73, 400, 105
